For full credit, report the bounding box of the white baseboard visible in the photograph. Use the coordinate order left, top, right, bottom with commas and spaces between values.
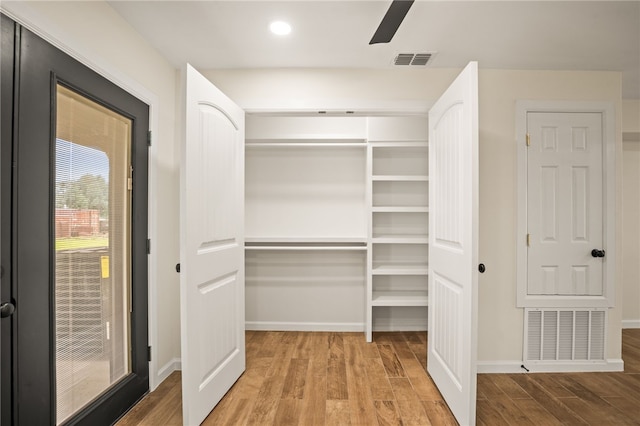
622, 319, 640, 329
245, 321, 364, 332
478, 359, 624, 374
477, 361, 528, 374
517, 358, 624, 373
156, 357, 181, 387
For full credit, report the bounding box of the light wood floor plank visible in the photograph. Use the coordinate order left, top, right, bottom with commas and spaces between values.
136, 380, 181, 426
476, 374, 506, 398
327, 332, 345, 360
297, 372, 327, 426
326, 358, 348, 400
510, 398, 563, 426
244, 374, 287, 426
258, 331, 286, 358
602, 395, 640, 421
389, 378, 432, 425
558, 396, 638, 426
394, 398, 433, 426
404, 367, 442, 401
488, 374, 530, 399
225, 367, 266, 400
378, 344, 406, 378
476, 399, 510, 426
272, 399, 302, 426
281, 331, 299, 344
344, 342, 379, 425
421, 400, 457, 426
507, 374, 589, 424
373, 400, 403, 426
484, 395, 536, 425
530, 373, 577, 398
364, 358, 396, 401
265, 342, 295, 377
325, 400, 351, 426
281, 358, 308, 399
309, 332, 329, 377
390, 338, 417, 360
202, 397, 254, 426
293, 332, 314, 360
553, 375, 639, 425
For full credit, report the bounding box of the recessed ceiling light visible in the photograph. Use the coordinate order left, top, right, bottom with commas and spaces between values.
270, 21, 291, 36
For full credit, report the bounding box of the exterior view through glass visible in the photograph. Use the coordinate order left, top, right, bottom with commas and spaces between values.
55, 84, 132, 424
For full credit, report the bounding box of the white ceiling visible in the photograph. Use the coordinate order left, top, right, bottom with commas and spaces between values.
109, 0, 640, 98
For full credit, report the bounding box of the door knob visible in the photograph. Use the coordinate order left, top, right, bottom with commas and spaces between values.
591, 249, 605, 258
1, 302, 15, 318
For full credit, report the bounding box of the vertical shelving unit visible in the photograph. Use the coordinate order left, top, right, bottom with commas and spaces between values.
366, 117, 429, 342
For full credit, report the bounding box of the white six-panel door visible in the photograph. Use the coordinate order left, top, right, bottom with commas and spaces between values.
180, 64, 245, 426
527, 112, 604, 296
428, 61, 479, 426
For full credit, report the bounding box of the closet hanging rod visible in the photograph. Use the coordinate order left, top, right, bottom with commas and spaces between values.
245, 239, 367, 251
245, 245, 367, 251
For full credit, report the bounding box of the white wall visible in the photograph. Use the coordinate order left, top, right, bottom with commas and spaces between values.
477, 71, 623, 365
204, 68, 624, 365
622, 100, 640, 328
3, 0, 631, 382
1, 1, 181, 388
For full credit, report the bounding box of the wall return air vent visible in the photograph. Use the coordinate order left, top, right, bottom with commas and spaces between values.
394, 53, 434, 66
524, 308, 606, 364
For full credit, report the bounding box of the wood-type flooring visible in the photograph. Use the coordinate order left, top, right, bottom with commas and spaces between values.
117, 328, 640, 425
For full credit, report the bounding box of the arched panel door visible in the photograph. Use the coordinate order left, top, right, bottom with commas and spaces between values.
428, 61, 479, 426
180, 64, 245, 426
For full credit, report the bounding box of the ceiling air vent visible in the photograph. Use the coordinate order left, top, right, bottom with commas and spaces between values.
394, 52, 434, 66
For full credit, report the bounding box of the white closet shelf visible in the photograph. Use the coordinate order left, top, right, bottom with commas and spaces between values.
245, 238, 367, 251
371, 236, 429, 244
372, 263, 428, 275
372, 207, 429, 213
245, 237, 367, 243
372, 175, 429, 182
246, 276, 364, 283
246, 138, 366, 147
246, 245, 366, 251
371, 291, 428, 307
369, 141, 428, 148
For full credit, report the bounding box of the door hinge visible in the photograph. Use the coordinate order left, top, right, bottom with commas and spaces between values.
147, 239, 151, 254
127, 177, 133, 191
147, 130, 152, 146
526, 233, 531, 247
147, 346, 152, 362
526, 133, 531, 147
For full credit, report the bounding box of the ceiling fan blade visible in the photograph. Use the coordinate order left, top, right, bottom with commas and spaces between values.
369, 0, 415, 45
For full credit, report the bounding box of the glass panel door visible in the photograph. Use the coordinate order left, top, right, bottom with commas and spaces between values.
55, 84, 132, 424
